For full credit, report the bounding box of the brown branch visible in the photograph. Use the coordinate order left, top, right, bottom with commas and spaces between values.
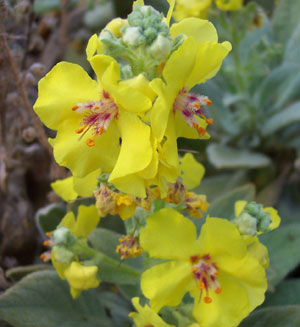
59, 0, 68, 55
0, 31, 53, 156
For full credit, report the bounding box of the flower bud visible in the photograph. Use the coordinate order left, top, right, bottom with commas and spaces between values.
53, 226, 76, 246
234, 213, 257, 236
52, 245, 74, 264
122, 26, 145, 46
149, 35, 171, 60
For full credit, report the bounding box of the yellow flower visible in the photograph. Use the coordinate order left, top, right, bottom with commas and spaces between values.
174, 0, 212, 21
150, 19, 231, 143
216, 0, 243, 11
140, 208, 267, 327
129, 297, 175, 327
34, 55, 153, 189
51, 169, 101, 202
64, 262, 99, 299
185, 191, 209, 218
51, 205, 101, 297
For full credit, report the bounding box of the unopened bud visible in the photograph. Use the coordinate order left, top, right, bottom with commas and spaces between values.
52, 245, 74, 264
233, 213, 257, 236
53, 226, 75, 246
122, 26, 145, 46
149, 35, 171, 60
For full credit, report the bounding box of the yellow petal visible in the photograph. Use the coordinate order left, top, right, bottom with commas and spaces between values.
51, 251, 68, 280
180, 153, 205, 189
86, 34, 101, 60
150, 78, 176, 141
72, 205, 100, 238
196, 218, 247, 261
53, 116, 120, 177
109, 111, 152, 197
34, 62, 100, 130
140, 208, 197, 260
73, 168, 101, 198
264, 207, 281, 230
166, 0, 176, 25
173, 0, 212, 21
185, 41, 231, 90
234, 200, 247, 216
216, 0, 243, 11
101, 62, 152, 113
64, 262, 99, 296
130, 297, 175, 327
103, 18, 128, 38
60, 211, 76, 232
89, 54, 116, 82
163, 37, 197, 90
170, 18, 218, 43
120, 74, 156, 102
133, 0, 144, 8
141, 261, 193, 312
192, 264, 266, 327
51, 177, 78, 202
175, 112, 210, 139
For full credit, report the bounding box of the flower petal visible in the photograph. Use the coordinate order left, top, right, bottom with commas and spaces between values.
196, 218, 247, 260
109, 111, 152, 197
185, 41, 231, 90
141, 261, 193, 312
150, 78, 177, 141
264, 207, 281, 230
234, 200, 247, 216
170, 18, 218, 42
51, 177, 78, 202
73, 168, 101, 198
52, 117, 120, 177
140, 208, 197, 260
180, 153, 205, 189
86, 34, 101, 60
34, 62, 100, 130
192, 270, 261, 327
163, 37, 197, 90
72, 205, 100, 238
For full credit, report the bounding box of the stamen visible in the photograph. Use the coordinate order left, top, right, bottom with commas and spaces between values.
173, 88, 212, 136
191, 253, 221, 304
72, 93, 119, 146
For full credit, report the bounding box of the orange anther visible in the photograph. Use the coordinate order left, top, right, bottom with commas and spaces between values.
40, 253, 45, 259
205, 99, 212, 106
204, 296, 212, 304
45, 232, 51, 237
215, 287, 222, 294
206, 118, 213, 125
86, 138, 95, 147
94, 106, 99, 110
75, 127, 85, 134
197, 127, 206, 137
194, 103, 201, 109
99, 126, 105, 135
214, 271, 219, 275
43, 241, 49, 246
192, 267, 198, 273
199, 282, 205, 290
72, 105, 79, 111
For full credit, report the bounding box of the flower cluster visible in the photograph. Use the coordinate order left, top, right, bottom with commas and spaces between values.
34, 1, 281, 326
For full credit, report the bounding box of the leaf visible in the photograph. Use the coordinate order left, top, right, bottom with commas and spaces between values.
195, 171, 248, 202
0, 271, 113, 327
284, 21, 300, 65
263, 280, 300, 307
35, 203, 66, 234
260, 224, 300, 287
207, 184, 256, 220
33, 0, 78, 14
242, 305, 300, 327
272, 0, 300, 44
207, 144, 271, 169
262, 101, 300, 136
5, 265, 53, 282
88, 228, 142, 285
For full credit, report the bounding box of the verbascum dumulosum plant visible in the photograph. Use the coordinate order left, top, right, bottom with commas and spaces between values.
34, 0, 282, 326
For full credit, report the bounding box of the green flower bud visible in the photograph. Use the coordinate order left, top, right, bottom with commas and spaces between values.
122, 26, 145, 46
52, 245, 74, 264
149, 35, 171, 60
258, 213, 271, 233
53, 226, 76, 246
233, 213, 257, 236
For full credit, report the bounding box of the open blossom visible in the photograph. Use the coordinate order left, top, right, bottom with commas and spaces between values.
150, 18, 231, 143
140, 208, 267, 327
34, 54, 153, 186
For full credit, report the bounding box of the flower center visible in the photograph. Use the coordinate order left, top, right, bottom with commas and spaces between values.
173, 88, 212, 136
72, 91, 119, 147
190, 254, 221, 304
